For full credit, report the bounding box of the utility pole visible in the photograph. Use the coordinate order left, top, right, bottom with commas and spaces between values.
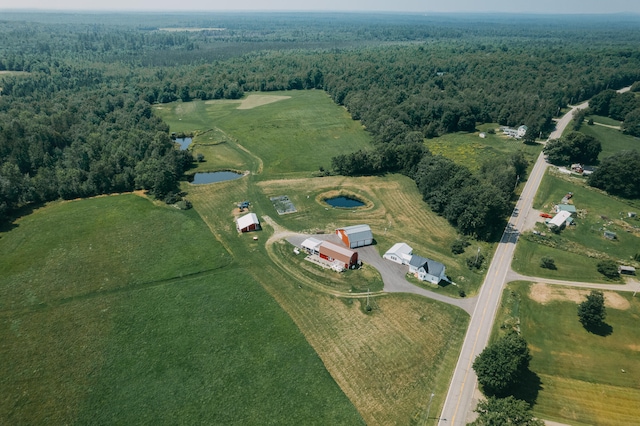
426, 393, 435, 423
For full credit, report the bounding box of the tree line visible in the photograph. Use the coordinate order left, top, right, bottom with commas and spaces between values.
2, 12, 640, 224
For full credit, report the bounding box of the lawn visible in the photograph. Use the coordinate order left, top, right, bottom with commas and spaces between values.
154, 90, 373, 179
493, 282, 640, 425
0, 195, 363, 425
425, 124, 542, 172
513, 170, 640, 280
578, 123, 640, 161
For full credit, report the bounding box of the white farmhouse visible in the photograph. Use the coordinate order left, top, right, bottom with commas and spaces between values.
408, 255, 447, 284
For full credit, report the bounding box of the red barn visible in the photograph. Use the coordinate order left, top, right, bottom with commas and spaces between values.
236, 213, 260, 233
319, 241, 358, 269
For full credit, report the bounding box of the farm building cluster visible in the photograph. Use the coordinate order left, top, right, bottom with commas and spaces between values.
540, 192, 578, 232
299, 224, 373, 271
383, 243, 447, 284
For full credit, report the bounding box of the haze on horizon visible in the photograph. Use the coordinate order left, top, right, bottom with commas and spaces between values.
3, 0, 640, 15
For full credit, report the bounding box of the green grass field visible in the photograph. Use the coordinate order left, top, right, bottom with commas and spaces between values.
154, 90, 373, 179
425, 124, 542, 172
494, 282, 640, 425
512, 170, 640, 280
0, 196, 363, 424
1, 92, 476, 425
578, 123, 640, 161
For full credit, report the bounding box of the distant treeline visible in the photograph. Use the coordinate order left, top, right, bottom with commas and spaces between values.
2, 12, 640, 230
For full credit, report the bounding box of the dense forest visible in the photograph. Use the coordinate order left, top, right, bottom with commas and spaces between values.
2, 12, 640, 236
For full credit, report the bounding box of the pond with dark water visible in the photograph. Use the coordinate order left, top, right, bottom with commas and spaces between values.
190, 171, 243, 184
175, 137, 192, 150
325, 196, 365, 208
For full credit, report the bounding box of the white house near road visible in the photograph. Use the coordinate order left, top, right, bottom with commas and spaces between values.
408, 255, 447, 284
383, 243, 413, 265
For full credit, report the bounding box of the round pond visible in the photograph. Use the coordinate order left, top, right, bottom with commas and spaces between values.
190, 171, 243, 184
325, 196, 365, 208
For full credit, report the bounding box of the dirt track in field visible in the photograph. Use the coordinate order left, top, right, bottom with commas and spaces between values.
237, 95, 291, 109
528, 282, 630, 310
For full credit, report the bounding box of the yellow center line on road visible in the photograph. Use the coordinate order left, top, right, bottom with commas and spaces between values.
449, 243, 509, 424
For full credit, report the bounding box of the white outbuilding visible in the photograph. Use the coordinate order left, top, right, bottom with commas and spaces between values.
383, 243, 414, 265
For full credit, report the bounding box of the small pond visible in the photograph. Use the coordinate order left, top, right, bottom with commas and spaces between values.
190, 171, 243, 184
325, 196, 365, 208
175, 137, 192, 150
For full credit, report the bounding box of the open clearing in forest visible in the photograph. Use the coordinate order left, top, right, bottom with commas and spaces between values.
154, 90, 373, 178
494, 282, 640, 426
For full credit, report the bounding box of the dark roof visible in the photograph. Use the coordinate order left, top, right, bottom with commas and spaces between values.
409, 255, 446, 277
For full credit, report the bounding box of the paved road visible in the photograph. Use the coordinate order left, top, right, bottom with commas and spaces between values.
437, 100, 600, 424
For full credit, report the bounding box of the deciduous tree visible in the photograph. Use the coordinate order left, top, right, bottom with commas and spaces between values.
577, 290, 607, 330
470, 396, 544, 426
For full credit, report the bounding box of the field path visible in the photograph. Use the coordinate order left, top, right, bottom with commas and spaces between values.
263, 215, 476, 313
507, 270, 640, 292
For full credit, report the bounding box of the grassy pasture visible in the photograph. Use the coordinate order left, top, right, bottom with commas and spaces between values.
578, 123, 640, 160
494, 282, 640, 425
186, 176, 470, 425
512, 170, 640, 280
0, 195, 363, 424
154, 90, 373, 179
425, 124, 541, 172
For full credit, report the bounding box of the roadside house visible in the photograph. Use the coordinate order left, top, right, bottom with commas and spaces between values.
383, 243, 413, 265
546, 211, 572, 230
236, 212, 260, 233
336, 224, 373, 248
408, 255, 447, 284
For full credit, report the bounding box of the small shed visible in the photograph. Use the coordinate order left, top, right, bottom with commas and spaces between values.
619, 265, 636, 275
383, 243, 413, 265
408, 255, 447, 284
301, 237, 323, 255
603, 231, 617, 240
336, 224, 373, 249
318, 241, 358, 269
556, 204, 577, 216
236, 213, 260, 233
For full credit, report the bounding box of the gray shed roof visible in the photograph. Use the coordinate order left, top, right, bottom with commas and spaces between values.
339, 224, 372, 242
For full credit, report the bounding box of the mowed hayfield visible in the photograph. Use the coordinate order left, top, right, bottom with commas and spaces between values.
425, 123, 542, 172
186, 177, 469, 425
494, 282, 640, 425
0, 195, 364, 425
512, 170, 640, 281
153, 90, 373, 179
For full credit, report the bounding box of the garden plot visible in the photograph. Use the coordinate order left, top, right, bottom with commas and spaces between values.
270, 195, 297, 215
